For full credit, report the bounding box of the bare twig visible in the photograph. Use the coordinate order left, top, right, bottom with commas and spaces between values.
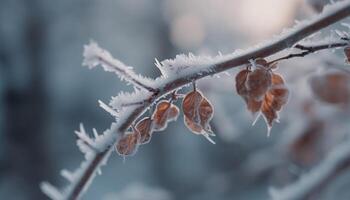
268, 41, 349, 64
42, 2, 350, 200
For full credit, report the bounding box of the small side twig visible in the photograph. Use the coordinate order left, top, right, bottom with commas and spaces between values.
268, 41, 349, 64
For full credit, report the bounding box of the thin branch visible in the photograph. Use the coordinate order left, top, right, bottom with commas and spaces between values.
43, 2, 350, 200
268, 41, 349, 64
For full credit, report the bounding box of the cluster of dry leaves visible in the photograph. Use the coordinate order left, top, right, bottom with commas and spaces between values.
116, 46, 350, 157
235, 58, 289, 134
116, 90, 215, 156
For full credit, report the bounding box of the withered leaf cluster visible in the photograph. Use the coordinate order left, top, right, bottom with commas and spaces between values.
236, 59, 289, 132
116, 100, 179, 156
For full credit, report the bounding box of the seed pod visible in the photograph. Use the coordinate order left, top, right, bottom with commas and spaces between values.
310, 71, 350, 105
152, 100, 179, 131
116, 132, 139, 156
246, 66, 272, 101
136, 117, 153, 144
344, 46, 350, 63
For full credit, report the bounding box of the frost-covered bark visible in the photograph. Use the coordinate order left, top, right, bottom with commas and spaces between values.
41, 1, 350, 199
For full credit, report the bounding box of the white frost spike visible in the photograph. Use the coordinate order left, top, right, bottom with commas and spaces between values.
61, 169, 75, 183
92, 128, 99, 139
83, 41, 155, 90
75, 123, 95, 149
109, 89, 150, 110
98, 100, 119, 118
203, 133, 216, 144
40, 182, 63, 200
155, 58, 167, 77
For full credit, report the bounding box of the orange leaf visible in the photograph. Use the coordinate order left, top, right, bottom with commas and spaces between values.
152, 101, 179, 131
261, 73, 289, 134
235, 69, 251, 97
116, 132, 139, 156
136, 117, 153, 144
246, 66, 272, 101
310, 71, 350, 105
199, 97, 214, 133
182, 90, 203, 123
182, 90, 215, 143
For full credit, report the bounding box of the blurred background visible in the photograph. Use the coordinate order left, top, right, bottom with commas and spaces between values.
1, 0, 350, 199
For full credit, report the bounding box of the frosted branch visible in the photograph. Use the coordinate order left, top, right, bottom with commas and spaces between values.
83, 41, 157, 92
42, 1, 350, 200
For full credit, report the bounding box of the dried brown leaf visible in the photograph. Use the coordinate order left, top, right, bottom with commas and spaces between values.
246, 66, 272, 101
168, 106, 180, 120
199, 97, 214, 133
310, 71, 350, 105
247, 98, 263, 114
235, 69, 251, 97
182, 90, 203, 123
261, 96, 278, 127
184, 116, 203, 134
116, 132, 139, 156
182, 90, 215, 143
261, 73, 289, 134
136, 117, 153, 144
152, 101, 179, 131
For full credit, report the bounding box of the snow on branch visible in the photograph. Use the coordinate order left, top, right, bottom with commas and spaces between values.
42, 1, 350, 200
270, 138, 350, 200
83, 41, 157, 92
